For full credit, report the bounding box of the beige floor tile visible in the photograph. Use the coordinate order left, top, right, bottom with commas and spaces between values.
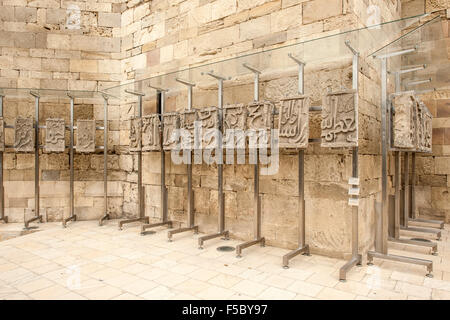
306, 273, 339, 287
262, 274, 295, 289
432, 288, 450, 299
335, 279, 371, 296
188, 268, 219, 282
15, 277, 55, 294
154, 273, 189, 287
28, 284, 71, 300
176, 279, 211, 295
257, 287, 296, 300
140, 285, 176, 300
317, 287, 356, 300
196, 285, 235, 300
169, 263, 200, 275
208, 273, 242, 289
83, 285, 123, 300
231, 279, 268, 297
286, 280, 324, 297
113, 293, 143, 300
368, 288, 408, 300
394, 282, 432, 299
121, 279, 158, 295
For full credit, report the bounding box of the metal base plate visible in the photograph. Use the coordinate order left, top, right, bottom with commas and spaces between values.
141, 230, 156, 236
410, 238, 432, 243
217, 246, 235, 252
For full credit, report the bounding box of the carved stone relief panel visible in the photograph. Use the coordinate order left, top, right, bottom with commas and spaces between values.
129, 117, 142, 152
223, 103, 247, 149
76, 120, 95, 153
142, 114, 161, 151
321, 89, 358, 148
180, 110, 198, 150
391, 91, 417, 149
162, 112, 180, 151
14, 117, 34, 152
279, 96, 310, 149
417, 101, 432, 153
198, 107, 220, 149
246, 101, 274, 149
0, 118, 4, 152
45, 119, 65, 153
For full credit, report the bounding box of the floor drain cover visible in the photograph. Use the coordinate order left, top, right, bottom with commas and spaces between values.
217, 246, 235, 252
141, 231, 156, 236
411, 238, 432, 243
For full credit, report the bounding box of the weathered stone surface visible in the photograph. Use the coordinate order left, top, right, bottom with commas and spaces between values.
0, 118, 4, 152
246, 101, 274, 149
321, 90, 358, 148
129, 117, 141, 152
392, 91, 417, 149
279, 95, 310, 149
14, 118, 34, 152
162, 112, 180, 151
76, 120, 95, 153
223, 103, 246, 149
180, 109, 197, 150
142, 114, 161, 151
44, 118, 65, 153
198, 107, 219, 149
416, 101, 432, 153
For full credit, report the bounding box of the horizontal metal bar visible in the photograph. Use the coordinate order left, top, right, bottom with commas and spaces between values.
405, 78, 432, 87
288, 53, 305, 66
345, 40, 358, 55
148, 85, 169, 92
124, 89, 145, 96
373, 46, 418, 59
175, 78, 196, 87
390, 64, 426, 75
242, 63, 261, 74
202, 71, 229, 81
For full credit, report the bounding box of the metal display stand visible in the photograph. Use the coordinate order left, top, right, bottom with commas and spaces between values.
0, 94, 7, 223
235, 63, 265, 257
141, 86, 172, 234
338, 41, 362, 281
24, 91, 43, 229
167, 79, 198, 241
281, 54, 311, 268
197, 71, 230, 249
119, 90, 149, 230
99, 93, 111, 226
367, 47, 433, 277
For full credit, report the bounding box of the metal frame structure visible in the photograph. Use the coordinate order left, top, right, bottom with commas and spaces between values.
0, 94, 7, 224
235, 63, 265, 257
367, 47, 433, 277
62, 94, 76, 227
281, 53, 311, 268
99, 93, 112, 226
167, 78, 198, 241
197, 71, 230, 249
141, 86, 172, 234
119, 90, 150, 230
24, 91, 43, 229
338, 41, 362, 281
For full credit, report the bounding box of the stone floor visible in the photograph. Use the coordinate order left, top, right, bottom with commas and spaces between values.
0, 220, 450, 300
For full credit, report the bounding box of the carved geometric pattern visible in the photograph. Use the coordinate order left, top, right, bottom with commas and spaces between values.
198, 107, 220, 149
129, 117, 142, 152
0, 118, 4, 152
223, 103, 247, 149
391, 91, 417, 150
321, 89, 358, 148
162, 112, 180, 151
180, 109, 198, 150
14, 117, 34, 152
246, 101, 274, 149
76, 120, 95, 153
45, 118, 65, 153
142, 114, 161, 152
279, 96, 310, 149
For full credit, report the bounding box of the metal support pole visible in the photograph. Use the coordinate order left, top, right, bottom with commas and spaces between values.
119, 90, 149, 230
141, 87, 172, 234
236, 63, 265, 257
198, 71, 229, 249
0, 95, 6, 223
99, 95, 110, 226
282, 53, 311, 268
25, 92, 43, 229
63, 95, 77, 227
168, 78, 199, 241
368, 49, 433, 277
339, 42, 362, 280
394, 152, 401, 239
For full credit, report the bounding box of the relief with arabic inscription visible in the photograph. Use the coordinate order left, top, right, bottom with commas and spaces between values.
180, 110, 198, 150
76, 120, 95, 153
416, 101, 432, 153
129, 117, 142, 152
198, 107, 220, 149
0, 118, 4, 152
321, 90, 358, 148
223, 104, 247, 149
246, 101, 274, 149
45, 119, 65, 153
14, 117, 34, 152
392, 92, 417, 149
279, 96, 309, 149
162, 113, 180, 151
142, 114, 161, 151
